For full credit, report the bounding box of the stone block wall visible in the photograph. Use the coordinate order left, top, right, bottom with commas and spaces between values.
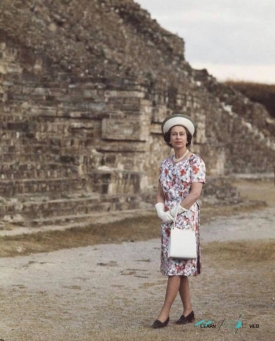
0, 39, 202, 225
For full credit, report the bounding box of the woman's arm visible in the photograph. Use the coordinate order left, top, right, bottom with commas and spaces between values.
180, 182, 203, 209
156, 182, 165, 203
155, 182, 173, 222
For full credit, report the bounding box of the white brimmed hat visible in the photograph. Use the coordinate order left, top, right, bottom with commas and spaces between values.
162, 114, 196, 136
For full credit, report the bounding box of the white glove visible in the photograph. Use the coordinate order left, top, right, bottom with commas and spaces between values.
155, 203, 173, 223
169, 204, 188, 218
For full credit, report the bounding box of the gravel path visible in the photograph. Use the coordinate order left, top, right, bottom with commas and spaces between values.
0, 207, 275, 341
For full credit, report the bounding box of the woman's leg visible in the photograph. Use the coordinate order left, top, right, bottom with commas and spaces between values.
179, 276, 193, 316
157, 275, 181, 322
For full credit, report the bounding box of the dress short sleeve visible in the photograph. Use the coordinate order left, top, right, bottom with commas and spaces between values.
190, 155, 206, 184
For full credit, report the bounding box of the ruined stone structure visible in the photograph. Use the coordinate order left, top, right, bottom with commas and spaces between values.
0, 0, 274, 227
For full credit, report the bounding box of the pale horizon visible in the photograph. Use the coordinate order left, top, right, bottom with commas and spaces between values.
135, 0, 275, 85
191, 63, 275, 84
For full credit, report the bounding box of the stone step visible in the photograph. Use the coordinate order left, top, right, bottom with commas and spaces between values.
0, 209, 153, 237
20, 197, 104, 219
89, 169, 142, 195
30, 212, 108, 227
0, 167, 146, 197
0, 152, 82, 163
0, 141, 83, 154
0, 178, 87, 197
0, 136, 82, 147
1, 193, 143, 225
28, 203, 141, 227
0, 153, 57, 163
0, 162, 78, 180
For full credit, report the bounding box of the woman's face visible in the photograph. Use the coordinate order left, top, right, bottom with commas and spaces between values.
170, 125, 187, 150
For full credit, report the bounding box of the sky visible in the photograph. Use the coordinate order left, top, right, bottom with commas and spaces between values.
134, 0, 275, 84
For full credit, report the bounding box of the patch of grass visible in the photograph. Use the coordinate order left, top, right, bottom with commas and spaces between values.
232, 179, 275, 206
204, 239, 275, 264
0, 214, 161, 258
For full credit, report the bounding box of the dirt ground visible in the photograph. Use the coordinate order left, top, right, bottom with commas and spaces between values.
0, 179, 275, 341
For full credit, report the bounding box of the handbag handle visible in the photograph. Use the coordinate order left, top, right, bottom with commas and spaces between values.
172, 203, 192, 230
172, 189, 185, 229
171, 203, 180, 230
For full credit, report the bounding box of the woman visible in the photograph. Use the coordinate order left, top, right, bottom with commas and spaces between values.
152, 114, 206, 329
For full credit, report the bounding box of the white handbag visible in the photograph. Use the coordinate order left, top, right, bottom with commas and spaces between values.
168, 205, 197, 259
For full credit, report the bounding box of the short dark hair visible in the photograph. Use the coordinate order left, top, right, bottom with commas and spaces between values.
163, 126, 192, 147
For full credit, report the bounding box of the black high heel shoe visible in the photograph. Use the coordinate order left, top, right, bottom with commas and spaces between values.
152, 316, 170, 329
175, 311, 195, 325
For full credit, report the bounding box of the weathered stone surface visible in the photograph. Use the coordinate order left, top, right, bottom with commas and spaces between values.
0, 0, 274, 226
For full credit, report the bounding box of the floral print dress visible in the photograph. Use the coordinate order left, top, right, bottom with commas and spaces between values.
159, 153, 206, 276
